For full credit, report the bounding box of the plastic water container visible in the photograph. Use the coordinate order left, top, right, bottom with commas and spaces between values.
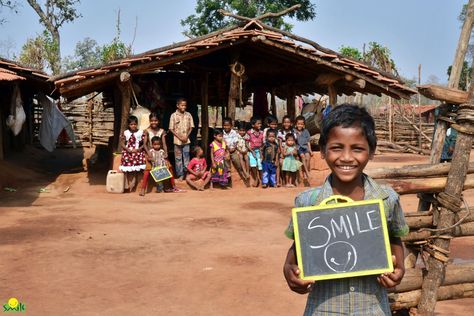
106, 170, 124, 193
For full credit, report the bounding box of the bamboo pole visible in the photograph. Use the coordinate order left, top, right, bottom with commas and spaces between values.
418, 70, 474, 314
287, 86, 296, 120
366, 161, 474, 179
116, 82, 131, 152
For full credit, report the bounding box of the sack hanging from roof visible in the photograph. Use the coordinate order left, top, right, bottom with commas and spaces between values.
130, 82, 151, 131
5, 84, 26, 136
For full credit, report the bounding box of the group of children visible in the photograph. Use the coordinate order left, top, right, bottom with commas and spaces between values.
221, 114, 313, 188
118, 98, 315, 194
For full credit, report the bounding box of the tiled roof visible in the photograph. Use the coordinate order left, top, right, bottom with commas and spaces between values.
51, 21, 416, 99
0, 57, 49, 82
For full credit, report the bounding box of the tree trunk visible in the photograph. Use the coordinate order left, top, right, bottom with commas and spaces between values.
52, 30, 61, 75
201, 73, 209, 157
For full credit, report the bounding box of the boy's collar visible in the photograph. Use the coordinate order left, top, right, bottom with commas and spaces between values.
315, 173, 389, 205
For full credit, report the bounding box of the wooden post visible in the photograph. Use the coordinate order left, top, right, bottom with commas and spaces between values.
227, 61, 242, 121
0, 106, 3, 160
201, 73, 209, 157
418, 64, 423, 150
286, 86, 296, 120
450, 0, 474, 89
417, 67, 474, 314
115, 81, 131, 152
88, 97, 94, 148
328, 84, 337, 106
388, 97, 393, 143
271, 89, 277, 120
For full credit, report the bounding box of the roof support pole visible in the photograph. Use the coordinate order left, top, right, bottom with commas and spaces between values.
328, 84, 337, 106
115, 73, 131, 152
227, 61, 241, 121
201, 72, 209, 157
286, 86, 295, 120
0, 104, 4, 160
270, 88, 277, 121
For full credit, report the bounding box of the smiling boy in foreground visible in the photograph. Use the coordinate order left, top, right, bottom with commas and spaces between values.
283, 104, 409, 315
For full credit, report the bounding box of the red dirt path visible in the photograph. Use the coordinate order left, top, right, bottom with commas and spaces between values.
0, 151, 472, 315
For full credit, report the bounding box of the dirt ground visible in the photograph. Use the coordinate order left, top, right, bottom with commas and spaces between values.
0, 149, 473, 315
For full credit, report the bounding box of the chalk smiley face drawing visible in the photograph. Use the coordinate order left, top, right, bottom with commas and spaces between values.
324, 241, 357, 272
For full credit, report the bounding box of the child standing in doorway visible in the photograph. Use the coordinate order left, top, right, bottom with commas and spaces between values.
260, 129, 279, 188
283, 104, 408, 315
210, 129, 229, 188
186, 146, 211, 190
293, 115, 313, 187
119, 115, 146, 192
169, 98, 194, 180
246, 116, 264, 187
281, 133, 302, 188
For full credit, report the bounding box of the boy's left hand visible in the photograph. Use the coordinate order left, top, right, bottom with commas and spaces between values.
377, 255, 404, 288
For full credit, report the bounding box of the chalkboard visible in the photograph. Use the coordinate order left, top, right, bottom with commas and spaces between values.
150, 166, 172, 183
292, 195, 393, 281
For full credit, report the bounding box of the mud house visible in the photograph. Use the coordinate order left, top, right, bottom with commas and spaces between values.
50, 20, 416, 156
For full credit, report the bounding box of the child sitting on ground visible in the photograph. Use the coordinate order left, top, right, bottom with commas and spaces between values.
281, 133, 302, 188
293, 115, 313, 187
186, 146, 211, 191
283, 104, 408, 315
119, 115, 146, 192
210, 129, 229, 188
246, 116, 264, 187
260, 129, 279, 188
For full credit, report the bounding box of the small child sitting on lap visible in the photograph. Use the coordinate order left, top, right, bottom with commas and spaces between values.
283, 104, 409, 316
186, 146, 211, 191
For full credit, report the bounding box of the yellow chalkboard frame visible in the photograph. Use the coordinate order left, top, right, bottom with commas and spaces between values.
292, 195, 393, 281
150, 166, 172, 183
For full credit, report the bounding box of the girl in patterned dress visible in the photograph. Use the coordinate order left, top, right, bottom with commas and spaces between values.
119, 116, 146, 192
210, 129, 229, 188
282, 133, 302, 188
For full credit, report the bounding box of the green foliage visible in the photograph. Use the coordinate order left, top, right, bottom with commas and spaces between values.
459, 3, 468, 22
62, 37, 102, 71
447, 61, 472, 91
363, 41, 398, 76
181, 0, 316, 37
18, 35, 46, 70
100, 9, 131, 64
339, 46, 362, 60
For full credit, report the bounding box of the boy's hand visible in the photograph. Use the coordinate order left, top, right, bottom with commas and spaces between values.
377, 255, 404, 288
283, 263, 315, 294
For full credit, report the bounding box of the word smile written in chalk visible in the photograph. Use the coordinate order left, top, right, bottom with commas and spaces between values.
307, 209, 381, 249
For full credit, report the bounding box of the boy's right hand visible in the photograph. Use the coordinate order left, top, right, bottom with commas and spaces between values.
283, 263, 314, 294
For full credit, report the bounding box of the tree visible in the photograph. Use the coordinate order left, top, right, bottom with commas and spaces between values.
339, 46, 362, 60
100, 9, 132, 64
363, 41, 399, 76
62, 37, 102, 71
0, 0, 17, 24
181, 0, 316, 37
26, 0, 82, 74
447, 60, 472, 90
18, 35, 46, 70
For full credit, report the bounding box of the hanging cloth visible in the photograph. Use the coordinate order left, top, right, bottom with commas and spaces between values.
37, 93, 76, 152
5, 84, 26, 136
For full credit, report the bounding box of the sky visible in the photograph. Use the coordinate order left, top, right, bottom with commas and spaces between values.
0, 0, 466, 83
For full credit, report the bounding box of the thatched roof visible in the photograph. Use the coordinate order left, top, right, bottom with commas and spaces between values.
51, 20, 416, 100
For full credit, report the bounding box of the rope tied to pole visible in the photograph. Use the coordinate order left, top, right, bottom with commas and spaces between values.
230, 62, 245, 107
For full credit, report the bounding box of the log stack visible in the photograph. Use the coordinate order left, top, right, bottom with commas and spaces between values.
364, 162, 474, 311
62, 92, 115, 147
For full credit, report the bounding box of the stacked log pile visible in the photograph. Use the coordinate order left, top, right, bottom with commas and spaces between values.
364, 162, 474, 311
374, 112, 434, 154
62, 92, 114, 147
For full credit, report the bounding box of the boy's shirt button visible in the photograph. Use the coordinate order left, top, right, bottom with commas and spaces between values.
349, 286, 355, 292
